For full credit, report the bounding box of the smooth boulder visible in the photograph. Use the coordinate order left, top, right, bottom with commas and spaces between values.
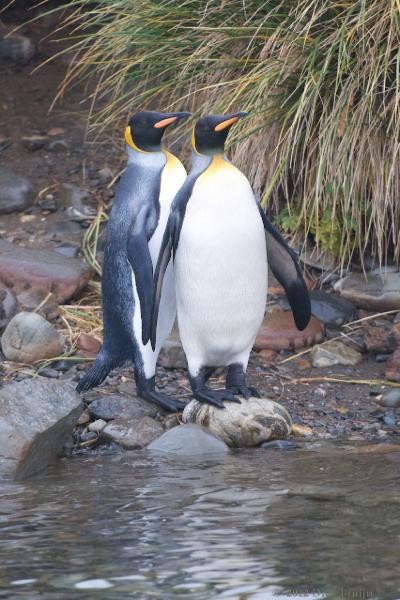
1, 311, 64, 363
0, 380, 82, 479
148, 424, 229, 455
0, 166, 35, 214
182, 397, 292, 447
334, 272, 400, 311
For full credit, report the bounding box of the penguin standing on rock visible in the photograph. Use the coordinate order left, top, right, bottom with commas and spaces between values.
151, 113, 311, 407
76, 110, 191, 411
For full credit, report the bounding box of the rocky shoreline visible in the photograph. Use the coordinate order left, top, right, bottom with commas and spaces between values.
1, 4, 400, 479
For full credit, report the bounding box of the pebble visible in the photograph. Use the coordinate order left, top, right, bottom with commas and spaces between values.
147, 424, 229, 455
291, 424, 313, 437
375, 354, 390, 363
311, 340, 362, 368
0, 166, 35, 214
385, 348, 400, 383
88, 419, 107, 433
0, 286, 18, 330
381, 389, 400, 408
77, 411, 90, 425
383, 414, 397, 429
98, 167, 113, 183
0, 21, 36, 64
48, 139, 69, 153
102, 416, 164, 449
182, 397, 292, 447
38, 367, 59, 379
1, 311, 64, 364
76, 333, 101, 358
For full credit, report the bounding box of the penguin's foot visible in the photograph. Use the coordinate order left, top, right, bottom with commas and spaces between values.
194, 387, 240, 409
226, 363, 259, 400
227, 384, 261, 400
140, 389, 186, 413
136, 376, 186, 413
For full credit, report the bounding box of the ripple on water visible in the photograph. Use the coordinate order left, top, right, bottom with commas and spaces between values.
0, 443, 399, 599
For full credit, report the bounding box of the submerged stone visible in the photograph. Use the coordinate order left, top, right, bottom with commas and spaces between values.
334, 271, 400, 311
147, 423, 229, 455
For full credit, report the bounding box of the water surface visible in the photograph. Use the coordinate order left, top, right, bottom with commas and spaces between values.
1, 442, 400, 599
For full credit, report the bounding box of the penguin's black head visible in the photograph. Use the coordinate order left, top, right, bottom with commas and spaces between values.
192, 112, 248, 155
126, 111, 191, 152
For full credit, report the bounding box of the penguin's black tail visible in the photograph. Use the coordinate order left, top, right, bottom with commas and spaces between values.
76, 349, 113, 393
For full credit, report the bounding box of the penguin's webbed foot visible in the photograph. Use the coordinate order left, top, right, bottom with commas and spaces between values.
227, 384, 260, 400
136, 377, 186, 413
140, 389, 186, 412
194, 387, 241, 409
226, 364, 260, 400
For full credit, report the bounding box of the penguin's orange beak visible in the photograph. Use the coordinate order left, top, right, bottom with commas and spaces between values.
214, 116, 239, 131
154, 116, 178, 129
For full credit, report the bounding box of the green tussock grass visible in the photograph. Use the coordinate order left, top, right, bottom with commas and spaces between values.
40, 0, 400, 268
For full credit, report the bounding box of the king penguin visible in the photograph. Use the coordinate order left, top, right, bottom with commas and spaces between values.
151, 112, 311, 407
76, 110, 191, 411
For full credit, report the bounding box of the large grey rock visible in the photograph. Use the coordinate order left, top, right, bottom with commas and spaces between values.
334, 272, 400, 311
16, 288, 59, 321
147, 424, 229, 455
0, 166, 34, 214
182, 398, 292, 448
0, 286, 17, 330
0, 240, 93, 302
102, 416, 163, 450
1, 311, 64, 364
311, 340, 362, 368
0, 380, 82, 479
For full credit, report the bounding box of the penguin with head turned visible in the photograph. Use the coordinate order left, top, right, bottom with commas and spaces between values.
151, 112, 311, 407
76, 110, 191, 411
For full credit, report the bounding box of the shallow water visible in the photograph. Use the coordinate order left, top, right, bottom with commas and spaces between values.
1, 442, 400, 600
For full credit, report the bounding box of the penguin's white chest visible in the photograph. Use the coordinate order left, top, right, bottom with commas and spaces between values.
175, 160, 267, 372
132, 157, 186, 378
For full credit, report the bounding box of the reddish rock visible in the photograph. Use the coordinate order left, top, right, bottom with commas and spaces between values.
293, 357, 312, 370
254, 312, 325, 351
17, 288, 59, 321
385, 348, 400, 383
0, 240, 93, 303
76, 333, 102, 358
364, 322, 400, 354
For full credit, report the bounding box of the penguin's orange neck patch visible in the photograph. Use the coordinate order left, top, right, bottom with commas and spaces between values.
200, 155, 237, 179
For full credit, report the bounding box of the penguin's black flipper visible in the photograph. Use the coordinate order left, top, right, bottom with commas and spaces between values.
126, 206, 154, 345
258, 205, 311, 331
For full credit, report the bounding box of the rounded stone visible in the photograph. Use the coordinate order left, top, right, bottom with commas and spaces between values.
0, 166, 35, 214
182, 397, 292, 447
381, 390, 400, 409
1, 311, 64, 364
